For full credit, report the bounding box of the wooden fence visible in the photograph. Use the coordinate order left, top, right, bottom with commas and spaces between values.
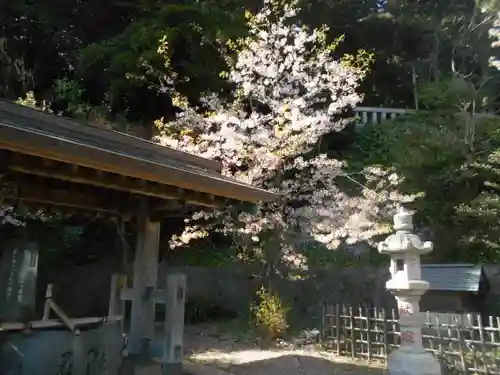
321, 304, 500, 374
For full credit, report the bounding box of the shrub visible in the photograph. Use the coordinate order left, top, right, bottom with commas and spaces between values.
251, 287, 289, 340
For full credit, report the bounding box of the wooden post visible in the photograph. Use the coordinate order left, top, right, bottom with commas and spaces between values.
128, 216, 145, 355
335, 304, 341, 356
128, 205, 161, 356
359, 307, 365, 358
349, 306, 355, 358
467, 313, 479, 372
108, 274, 121, 317
143, 219, 161, 343
435, 315, 444, 361
456, 316, 468, 375
477, 313, 488, 374
366, 307, 372, 361
106, 274, 124, 375
391, 308, 397, 349
320, 303, 325, 347
43, 283, 53, 320
382, 308, 389, 359
494, 316, 500, 373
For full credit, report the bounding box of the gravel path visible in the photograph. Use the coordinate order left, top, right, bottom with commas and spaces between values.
181, 323, 386, 375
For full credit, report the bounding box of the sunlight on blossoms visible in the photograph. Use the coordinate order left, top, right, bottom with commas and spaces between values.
156, 0, 400, 261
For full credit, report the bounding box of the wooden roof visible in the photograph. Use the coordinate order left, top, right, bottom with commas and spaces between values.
421, 264, 489, 292
0, 100, 277, 217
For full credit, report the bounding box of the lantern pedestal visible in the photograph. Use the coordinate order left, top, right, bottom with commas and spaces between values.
378, 206, 441, 375
387, 348, 442, 375
387, 289, 441, 375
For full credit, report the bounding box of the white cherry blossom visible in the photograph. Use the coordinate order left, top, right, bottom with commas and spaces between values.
157, 0, 393, 264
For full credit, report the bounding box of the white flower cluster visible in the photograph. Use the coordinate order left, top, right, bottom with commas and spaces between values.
162, 0, 386, 257
0, 206, 25, 226
0, 205, 53, 228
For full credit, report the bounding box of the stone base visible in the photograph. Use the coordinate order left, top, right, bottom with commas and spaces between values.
387, 348, 441, 375
119, 355, 183, 375
159, 362, 183, 375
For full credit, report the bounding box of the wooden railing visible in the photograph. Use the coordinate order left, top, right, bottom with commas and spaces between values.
354, 106, 410, 127
354, 106, 498, 128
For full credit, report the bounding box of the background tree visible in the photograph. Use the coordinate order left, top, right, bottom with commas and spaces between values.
4, 0, 500, 267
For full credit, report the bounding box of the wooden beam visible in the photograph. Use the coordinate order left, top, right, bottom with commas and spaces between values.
148, 207, 195, 222
1, 173, 189, 219
0, 122, 277, 203
0, 199, 111, 219
1, 179, 123, 214
126, 200, 185, 218
3, 151, 224, 207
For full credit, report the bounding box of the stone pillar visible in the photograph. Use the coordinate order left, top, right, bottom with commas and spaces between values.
377, 206, 441, 375
161, 273, 186, 375
0, 239, 39, 321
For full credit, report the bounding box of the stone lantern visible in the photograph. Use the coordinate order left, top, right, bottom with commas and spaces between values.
378, 205, 441, 375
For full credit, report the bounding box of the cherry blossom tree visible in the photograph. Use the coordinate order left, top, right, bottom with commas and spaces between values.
156, 0, 392, 272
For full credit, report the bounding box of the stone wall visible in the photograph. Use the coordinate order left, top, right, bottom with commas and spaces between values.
36, 258, 122, 318
38, 262, 395, 323
36, 262, 500, 323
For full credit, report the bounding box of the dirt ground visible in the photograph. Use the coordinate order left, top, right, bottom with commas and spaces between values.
182, 321, 387, 375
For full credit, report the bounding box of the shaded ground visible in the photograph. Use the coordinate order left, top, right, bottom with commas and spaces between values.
226, 355, 384, 375
180, 321, 387, 375
184, 356, 385, 375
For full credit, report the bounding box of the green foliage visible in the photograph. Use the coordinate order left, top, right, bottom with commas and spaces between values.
418, 78, 476, 110
75, 0, 250, 117
342, 51, 374, 75
167, 243, 240, 267
298, 242, 387, 273
346, 79, 500, 263
4, 0, 500, 114
53, 78, 92, 117
252, 287, 289, 340
156, 295, 238, 324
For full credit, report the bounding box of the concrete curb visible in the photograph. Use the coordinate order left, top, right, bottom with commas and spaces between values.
183, 361, 236, 375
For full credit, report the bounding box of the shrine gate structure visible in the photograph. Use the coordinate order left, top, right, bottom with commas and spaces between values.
0, 99, 277, 375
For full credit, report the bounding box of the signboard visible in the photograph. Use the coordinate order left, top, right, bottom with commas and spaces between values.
0, 241, 39, 321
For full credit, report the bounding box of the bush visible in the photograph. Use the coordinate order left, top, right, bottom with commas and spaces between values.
251, 287, 289, 340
